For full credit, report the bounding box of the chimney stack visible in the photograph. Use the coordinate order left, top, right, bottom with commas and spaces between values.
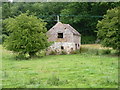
57, 15, 60, 22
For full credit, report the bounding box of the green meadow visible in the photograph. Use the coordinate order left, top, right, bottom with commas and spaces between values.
1, 45, 118, 88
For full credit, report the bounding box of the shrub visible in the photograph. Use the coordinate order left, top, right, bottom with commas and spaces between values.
16, 53, 29, 60
61, 50, 67, 55
81, 36, 96, 44
36, 50, 46, 57
70, 50, 80, 54
3, 12, 50, 58
79, 47, 89, 53
101, 49, 111, 55
70, 50, 77, 54
49, 50, 57, 55
95, 50, 99, 55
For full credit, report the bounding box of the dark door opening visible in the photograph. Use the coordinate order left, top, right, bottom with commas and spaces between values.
61, 46, 64, 50
75, 44, 77, 50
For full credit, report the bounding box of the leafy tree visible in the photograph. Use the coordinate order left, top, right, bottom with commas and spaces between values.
3, 12, 50, 57
97, 7, 120, 53
2, 2, 119, 44
0, 6, 2, 44
60, 2, 119, 44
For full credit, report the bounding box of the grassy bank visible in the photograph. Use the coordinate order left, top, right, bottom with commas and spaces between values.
1, 45, 118, 88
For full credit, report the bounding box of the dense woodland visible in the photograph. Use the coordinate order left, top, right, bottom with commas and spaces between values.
1, 2, 119, 44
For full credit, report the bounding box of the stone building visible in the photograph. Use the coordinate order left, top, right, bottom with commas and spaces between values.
46, 19, 81, 54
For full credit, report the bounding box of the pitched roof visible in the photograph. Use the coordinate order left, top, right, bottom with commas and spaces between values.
47, 22, 80, 36
63, 24, 80, 35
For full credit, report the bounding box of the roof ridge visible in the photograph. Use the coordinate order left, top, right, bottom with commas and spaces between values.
47, 22, 80, 36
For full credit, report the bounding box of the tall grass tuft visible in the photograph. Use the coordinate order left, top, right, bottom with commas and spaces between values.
47, 75, 69, 86
79, 46, 112, 55
47, 75, 60, 86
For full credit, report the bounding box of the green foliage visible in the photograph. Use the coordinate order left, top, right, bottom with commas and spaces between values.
61, 2, 119, 37
47, 75, 60, 86
3, 12, 49, 58
80, 47, 99, 55
0, 35, 2, 44
2, 2, 119, 44
36, 50, 46, 57
70, 50, 80, 54
79, 47, 89, 53
80, 46, 112, 55
97, 7, 120, 52
81, 35, 96, 44
47, 74, 68, 86
15, 53, 28, 60
49, 50, 57, 55
101, 49, 111, 55
60, 50, 67, 55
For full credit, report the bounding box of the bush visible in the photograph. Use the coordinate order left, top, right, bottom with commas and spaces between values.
70, 50, 80, 54
16, 53, 29, 60
79, 47, 89, 53
3, 13, 49, 58
101, 49, 111, 55
95, 50, 99, 55
60, 50, 67, 55
49, 50, 57, 55
36, 50, 46, 57
81, 36, 96, 44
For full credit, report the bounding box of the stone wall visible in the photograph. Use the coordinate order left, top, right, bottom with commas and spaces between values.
73, 35, 81, 49
47, 28, 73, 43
46, 22, 81, 54
46, 42, 76, 54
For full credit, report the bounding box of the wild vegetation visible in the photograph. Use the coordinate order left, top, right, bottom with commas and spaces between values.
1, 2, 119, 58
1, 45, 118, 88
0, 2, 119, 88
1, 2, 119, 44
97, 7, 120, 53
3, 12, 50, 58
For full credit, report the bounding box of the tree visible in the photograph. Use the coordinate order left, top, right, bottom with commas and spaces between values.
60, 2, 119, 44
97, 7, 120, 53
2, 2, 119, 44
3, 12, 50, 57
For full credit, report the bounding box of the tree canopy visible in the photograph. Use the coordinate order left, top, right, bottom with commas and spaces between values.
3, 12, 49, 57
97, 7, 120, 52
2, 2, 119, 44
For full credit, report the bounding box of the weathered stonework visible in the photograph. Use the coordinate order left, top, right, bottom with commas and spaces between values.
46, 22, 81, 54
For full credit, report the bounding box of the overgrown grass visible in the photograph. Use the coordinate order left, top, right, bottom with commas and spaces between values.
80, 44, 117, 56
1, 45, 118, 88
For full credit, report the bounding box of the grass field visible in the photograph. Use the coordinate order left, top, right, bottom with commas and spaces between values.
1, 45, 118, 88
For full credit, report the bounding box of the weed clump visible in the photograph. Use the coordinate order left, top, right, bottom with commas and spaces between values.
60, 50, 67, 55
47, 75, 69, 86
101, 49, 111, 55
16, 53, 29, 60
49, 50, 57, 55
70, 50, 80, 54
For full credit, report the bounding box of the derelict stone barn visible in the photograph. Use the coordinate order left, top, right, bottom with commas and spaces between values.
46, 20, 81, 54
